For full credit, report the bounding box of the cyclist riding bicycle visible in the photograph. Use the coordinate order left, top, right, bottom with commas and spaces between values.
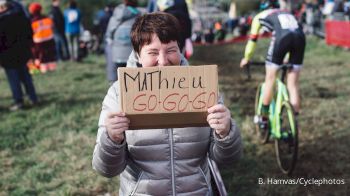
240, 0, 306, 129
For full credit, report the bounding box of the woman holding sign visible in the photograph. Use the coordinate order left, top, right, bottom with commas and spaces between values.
92, 12, 242, 195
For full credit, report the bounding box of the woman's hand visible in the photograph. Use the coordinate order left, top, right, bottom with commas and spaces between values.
207, 104, 231, 138
105, 112, 130, 143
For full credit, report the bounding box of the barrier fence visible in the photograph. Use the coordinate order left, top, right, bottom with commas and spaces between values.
325, 20, 350, 48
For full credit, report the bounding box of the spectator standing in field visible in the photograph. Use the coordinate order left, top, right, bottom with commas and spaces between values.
204, 28, 215, 44
147, 0, 158, 12
0, 0, 38, 111
13, 0, 30, 18
92, 12, 242, 195
64, 0, 81, 61
50, 0, 70, 61
93, 3, 114, 54
345, 0, 350, 19
104, 0, 140, 84
214, 20, 227, 42
157, 0, 193, 57
29, 2, 57, 73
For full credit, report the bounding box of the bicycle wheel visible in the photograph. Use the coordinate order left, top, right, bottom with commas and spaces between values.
255, 84, 269, 144
275, 101, 298, 175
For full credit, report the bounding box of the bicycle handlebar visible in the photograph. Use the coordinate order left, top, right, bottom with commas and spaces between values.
247, 61, 265, 66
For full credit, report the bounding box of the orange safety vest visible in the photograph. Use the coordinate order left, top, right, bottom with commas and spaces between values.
32, 17, 54, 43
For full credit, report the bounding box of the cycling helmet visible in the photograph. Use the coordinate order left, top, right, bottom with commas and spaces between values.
260, 0, 279, 10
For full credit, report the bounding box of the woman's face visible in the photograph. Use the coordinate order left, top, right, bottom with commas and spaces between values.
138, 34, 181, 67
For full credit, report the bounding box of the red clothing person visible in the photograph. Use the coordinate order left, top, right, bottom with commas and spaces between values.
29, 2, 57, 73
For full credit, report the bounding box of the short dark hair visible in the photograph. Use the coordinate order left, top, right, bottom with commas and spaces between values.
69, 0, 77, 8
131, 12, 181, 54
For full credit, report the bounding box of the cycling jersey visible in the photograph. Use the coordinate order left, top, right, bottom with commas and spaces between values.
244, 9, 306, 66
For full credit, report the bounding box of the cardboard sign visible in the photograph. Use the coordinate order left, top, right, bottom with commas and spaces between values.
118, 65, 218, 129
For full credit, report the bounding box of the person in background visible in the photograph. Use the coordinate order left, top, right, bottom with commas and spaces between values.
13, 0, 30, 18
204, 28, 215, 44
0, 0, 38, 111
332, 0, 344, 13
157, 0, 193, 57
29, 2, 57, 73
93, 3, 114, 54
345, 0, 350, 19
104, 0, 140, 84
214, 20, 227, 42
50, 0, 70, 61
64, 0, 81, 61
147, 0, 158, 12
92, 12, 242, 195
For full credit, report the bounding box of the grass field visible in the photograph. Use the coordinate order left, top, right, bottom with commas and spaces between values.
0, 36, 349, 195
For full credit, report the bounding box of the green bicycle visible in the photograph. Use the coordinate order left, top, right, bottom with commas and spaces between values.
250, 62, 298, 175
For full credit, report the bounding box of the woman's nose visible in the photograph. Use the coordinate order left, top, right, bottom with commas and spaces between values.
157, 53, 169, 67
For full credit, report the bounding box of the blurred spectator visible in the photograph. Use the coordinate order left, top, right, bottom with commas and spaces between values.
214, 20, 222, 32
64, 0, 81, 61
92, 3, 114, 54
279, 0, 290, 10
147, 0, 158, 12
13, 0, 30, 18
104, 0, 140, 83
323, 0, 335, 15
0, 0, 38, 111
293, 3, 304, 23
157, 0, 192, 53
304, 1, 317, 34
227, 2, 238, 34
238, 16, 251, 36
226, 18, 238, 34
50, 0, 70, 61
29, 2, 57, 73
332, 0, 344, 13
78, 27, 91, 60
214, 21, 227, 42
192, 31, 202, 43
345, 0, 350, 19
204, 28, 215, 44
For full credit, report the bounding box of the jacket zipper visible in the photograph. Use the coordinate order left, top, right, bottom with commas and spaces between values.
199, 167, 210, 188
130, 171, 144, 196
199, 167, 212, 195
169, 128, 176, 196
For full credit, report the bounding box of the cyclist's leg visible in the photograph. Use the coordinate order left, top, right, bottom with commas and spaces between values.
263, 63, 279, 108
287, 68, 301, 114
288, 32, 305, 114
257, 62, 278, 130
264, 33, 285, 114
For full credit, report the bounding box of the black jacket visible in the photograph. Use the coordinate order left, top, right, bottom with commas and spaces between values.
164, 0, 192, 50
50, 5, 65, 35
0, 2, 33, 68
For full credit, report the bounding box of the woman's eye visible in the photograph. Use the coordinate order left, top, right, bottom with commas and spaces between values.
167, 50, 177, 53
148, 52, 158, 56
